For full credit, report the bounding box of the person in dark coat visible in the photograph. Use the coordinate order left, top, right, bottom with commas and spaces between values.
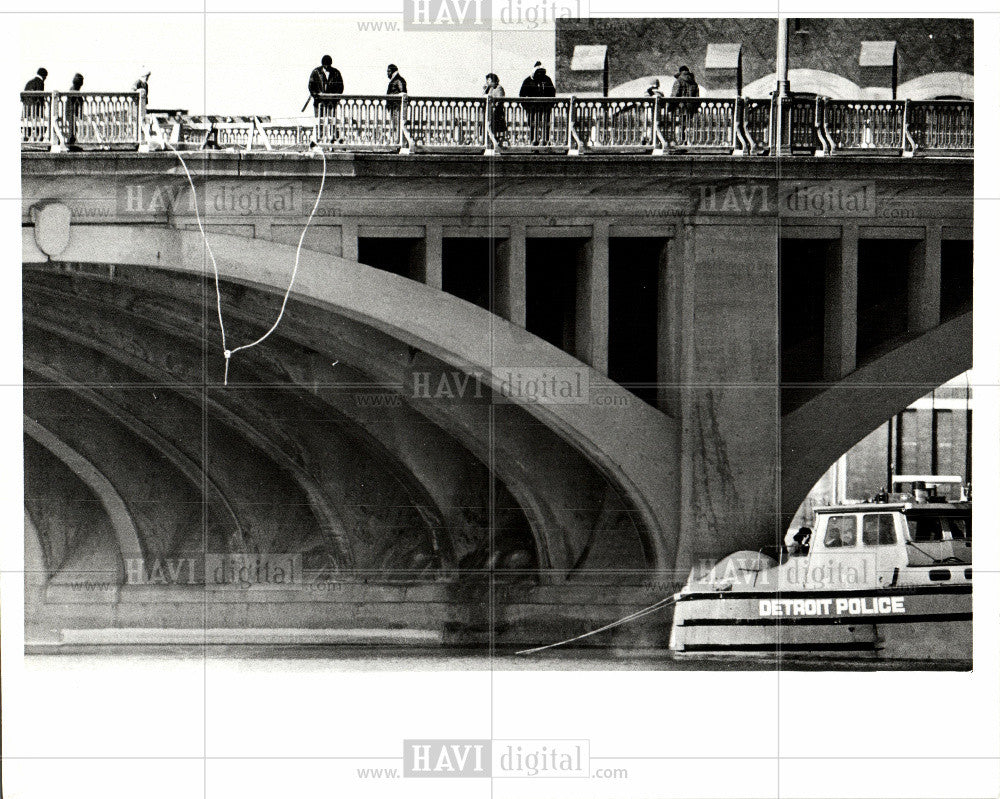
23, 68, 49, 142
386, 63, 407, 95
308, 55, 345, 116
483, 73, 507, 145
666, 66, 700, 146
518, 62, 556, 145
25, 67, 47, 92
65, 73, 85, 149
385, 64, 407, 144
670, 65, 700, 97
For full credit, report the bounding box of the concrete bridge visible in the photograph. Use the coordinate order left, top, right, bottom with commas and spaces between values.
22, 148, 972, 647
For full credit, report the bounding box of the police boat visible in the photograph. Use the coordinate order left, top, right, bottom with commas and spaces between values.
668, 476, 972, 663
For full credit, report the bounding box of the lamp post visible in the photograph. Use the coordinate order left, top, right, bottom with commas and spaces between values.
776, 16, 790, 97
773, 16, 792, 154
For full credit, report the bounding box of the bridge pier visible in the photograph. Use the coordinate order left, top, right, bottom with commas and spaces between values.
675, 223, 781, 570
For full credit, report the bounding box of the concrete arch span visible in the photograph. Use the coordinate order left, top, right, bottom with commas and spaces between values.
24, 228, 678, 571
781, 310, 972, 523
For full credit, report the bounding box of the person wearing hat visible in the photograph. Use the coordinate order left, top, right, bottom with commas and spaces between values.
25, 67, 48, 92
307, 55, 344, 117
518, 61, 556, 146
670, 65, 700, 97
132, 67, 151, 102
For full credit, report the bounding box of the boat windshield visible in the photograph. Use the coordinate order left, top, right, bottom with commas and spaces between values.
905, 515, 971, 542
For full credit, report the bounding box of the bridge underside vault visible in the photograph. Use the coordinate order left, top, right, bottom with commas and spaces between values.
23, 260, 657, 588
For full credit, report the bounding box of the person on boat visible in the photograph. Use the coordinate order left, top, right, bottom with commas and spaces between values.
788, 527, 812, 556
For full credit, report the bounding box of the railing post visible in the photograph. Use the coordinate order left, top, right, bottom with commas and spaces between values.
902, 99, 916, 157
48, 91, 62, 152
137, 89, 149, 152
651, 96, 666, 155
484, 97, 498, 155
567, 96, 581, 155
733, 95, 747, 155
398, 93, 412, 153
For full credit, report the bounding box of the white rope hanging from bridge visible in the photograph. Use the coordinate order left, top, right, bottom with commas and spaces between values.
165, 140, 328, 385
515, 590, 684, 656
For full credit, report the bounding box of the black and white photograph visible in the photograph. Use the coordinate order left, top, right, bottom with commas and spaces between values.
2, 2, 998, 797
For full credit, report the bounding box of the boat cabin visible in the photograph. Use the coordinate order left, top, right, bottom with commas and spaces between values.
787, 476, 971, 590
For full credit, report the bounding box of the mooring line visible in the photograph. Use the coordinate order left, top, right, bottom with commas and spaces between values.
165, 139, 328, 385
515, 590, 684, 656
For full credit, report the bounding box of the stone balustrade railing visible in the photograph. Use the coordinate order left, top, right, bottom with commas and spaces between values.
21, 91, 972, 156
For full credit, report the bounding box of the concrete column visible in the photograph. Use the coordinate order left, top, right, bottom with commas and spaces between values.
424, 223, 443, 290
908, 225, 941, 333
341, 220, 358, 263
496, 223, 526, 327
656, 236, 675, 415
576, 221, 609, 374
676, 223, 780, 570
824, 225, 859, 380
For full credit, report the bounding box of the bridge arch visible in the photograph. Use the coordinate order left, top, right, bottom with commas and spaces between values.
24, 224, 680, 572
781, 311, 972, 522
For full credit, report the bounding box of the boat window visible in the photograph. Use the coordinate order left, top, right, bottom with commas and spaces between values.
906, 516, 944, 542
824, 515, 857, 548
862, 514, 896, 546
946, 517, 971, 540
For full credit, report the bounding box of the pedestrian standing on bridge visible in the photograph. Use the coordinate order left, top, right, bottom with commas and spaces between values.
23, 68, 49, 141
519, 62, 556, 146
25, 67, 47, 92
670, 65, 699, 97
386, 64, 407, 144
308, 55, 344, 117
132, 67, 151, 103
386, 63, 407, 96
484, 73, 507, 146
668, 66, 699, 147
66, 73, 85, 150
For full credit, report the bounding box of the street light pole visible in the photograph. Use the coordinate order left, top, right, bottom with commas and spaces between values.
776, 16, 790, 97
773, 16, 791, 154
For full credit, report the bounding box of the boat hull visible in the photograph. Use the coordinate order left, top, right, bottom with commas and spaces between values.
669, 585, 971, 664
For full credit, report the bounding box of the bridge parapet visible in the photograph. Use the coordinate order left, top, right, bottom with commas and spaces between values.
21, 92, 972, 157
21, 91, 144, 151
